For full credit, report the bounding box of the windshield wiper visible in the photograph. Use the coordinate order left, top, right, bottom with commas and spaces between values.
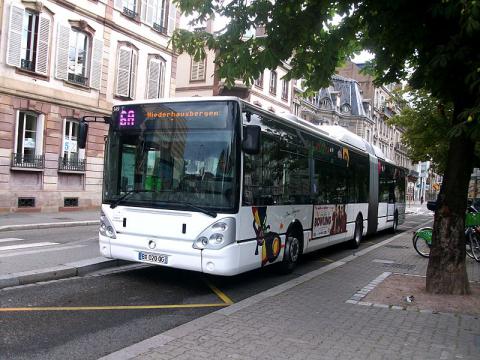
110, 190, 155, 209
168, 201, 217, 218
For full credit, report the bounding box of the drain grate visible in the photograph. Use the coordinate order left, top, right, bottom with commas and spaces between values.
385, 245, 410, 249
383, 263, 416, 270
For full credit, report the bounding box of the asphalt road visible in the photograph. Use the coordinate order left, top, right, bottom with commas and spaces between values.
0, 226, 99, 275
0, 214, 432, 360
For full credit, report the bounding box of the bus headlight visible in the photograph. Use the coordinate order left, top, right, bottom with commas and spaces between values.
100, 210, 117, 239
193, 218, 235, 250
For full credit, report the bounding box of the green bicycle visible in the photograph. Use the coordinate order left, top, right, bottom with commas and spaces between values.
412, 204, 480, 261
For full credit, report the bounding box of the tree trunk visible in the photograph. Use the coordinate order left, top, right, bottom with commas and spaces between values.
426, 108, 474, 294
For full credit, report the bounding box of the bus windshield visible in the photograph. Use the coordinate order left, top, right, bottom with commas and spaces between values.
103, 101, 239, 213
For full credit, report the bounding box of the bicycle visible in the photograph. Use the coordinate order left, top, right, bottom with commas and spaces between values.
412, 202, 480, 261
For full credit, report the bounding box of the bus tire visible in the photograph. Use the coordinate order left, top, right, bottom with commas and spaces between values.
278, 234, 301, 274
390, 211, 398, 234
350, 215, 363, 249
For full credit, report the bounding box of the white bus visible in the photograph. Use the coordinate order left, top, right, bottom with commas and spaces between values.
80, 97, 406, 276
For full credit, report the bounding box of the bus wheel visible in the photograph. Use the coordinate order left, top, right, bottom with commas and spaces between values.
350, 215, 363, 249
278, 235, 301, 274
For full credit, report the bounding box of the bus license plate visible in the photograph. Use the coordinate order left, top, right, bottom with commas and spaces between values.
138, 252, 168, 265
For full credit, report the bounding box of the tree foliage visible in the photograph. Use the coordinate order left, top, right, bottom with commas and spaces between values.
389, 90, 452, 174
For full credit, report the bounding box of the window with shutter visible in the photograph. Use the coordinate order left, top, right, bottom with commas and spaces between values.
146, 57, 166, 99
67, 29, 89, 86
281, 79, 289, 101
190, 59, 205, 81
119, 0, 138, 18
254, 73, 264, 88
269, 71, 277, 95
7, 5, 51, 76
115, 46, 138, 99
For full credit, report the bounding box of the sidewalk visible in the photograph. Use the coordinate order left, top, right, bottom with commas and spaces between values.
0, 208, 100, 231
101, 224, 480, 360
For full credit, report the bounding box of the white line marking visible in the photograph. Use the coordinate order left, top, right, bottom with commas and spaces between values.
0, 244, 85, 258
0, 238, 24, 243
0, 242, 59, 252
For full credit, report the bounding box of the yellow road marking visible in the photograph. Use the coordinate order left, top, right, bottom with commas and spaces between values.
0, 303, 229, 312
204, 280, 234, 305
320, 257, 334, 263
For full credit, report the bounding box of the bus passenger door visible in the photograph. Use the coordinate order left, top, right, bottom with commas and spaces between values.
387, 180, 395, 222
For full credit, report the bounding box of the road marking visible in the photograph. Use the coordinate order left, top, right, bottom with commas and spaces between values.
319, 257, 334, 263
204, 280, 234, 305
0, 303, 230, 312
0, 242, 59, 252
0, 244, 85, 258
0, 238, 24, 243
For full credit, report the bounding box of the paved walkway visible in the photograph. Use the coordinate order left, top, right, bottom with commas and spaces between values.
100, 221, 479, 360
0, 209, 100, 231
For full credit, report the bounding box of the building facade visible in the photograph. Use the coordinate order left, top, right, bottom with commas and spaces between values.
0, 0, 177, 212
175, 51, 294, 113
176, 24, 294, 113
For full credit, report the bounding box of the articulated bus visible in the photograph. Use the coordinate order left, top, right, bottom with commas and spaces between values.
83, 97, 406, 276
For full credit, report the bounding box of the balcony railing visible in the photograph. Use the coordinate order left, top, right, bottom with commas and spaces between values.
58, 156, 86, 172
123, 7, 137, 19
68, 73, 88, 86
21, 59, 35, 71
11, 153, 45, 169
153, 22, 167, 34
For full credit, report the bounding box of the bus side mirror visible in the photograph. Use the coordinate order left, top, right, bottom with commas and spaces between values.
242, 125, 261, 155
78, 121, 89, 149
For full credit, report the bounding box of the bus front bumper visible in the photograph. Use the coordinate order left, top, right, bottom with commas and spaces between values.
99, 234, 242, 276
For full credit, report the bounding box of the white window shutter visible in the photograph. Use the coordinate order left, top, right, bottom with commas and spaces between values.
140, 0, 147, 22
90, 38, 103, 90
191, 61, 198, 81
146, 0, 155, 26
55, 24, 70, 80
131, 51, 137, 98
114, 0, 123, 11
147, 58, 160, 99
35, 14, 51, 76
167, 1, 176, 34
198, 60, 205, 80
6, 4, 24, 67
191, 60, 205, 81
158, 61, 165, 97
116, 47, 132, 97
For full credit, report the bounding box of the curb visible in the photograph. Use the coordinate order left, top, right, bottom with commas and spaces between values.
99, 220, 433, 360
0, 257, 129, 290
0, 220, 100, 232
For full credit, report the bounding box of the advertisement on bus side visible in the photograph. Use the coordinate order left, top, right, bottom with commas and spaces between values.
313, 205, 347, 238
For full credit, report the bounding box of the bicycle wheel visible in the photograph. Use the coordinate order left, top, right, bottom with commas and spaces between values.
468, 231, 480, 262
413, 227, 432, 258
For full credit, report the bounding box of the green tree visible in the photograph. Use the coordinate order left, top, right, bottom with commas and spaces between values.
389, 90, 452, 174
172, 0, 480, 294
